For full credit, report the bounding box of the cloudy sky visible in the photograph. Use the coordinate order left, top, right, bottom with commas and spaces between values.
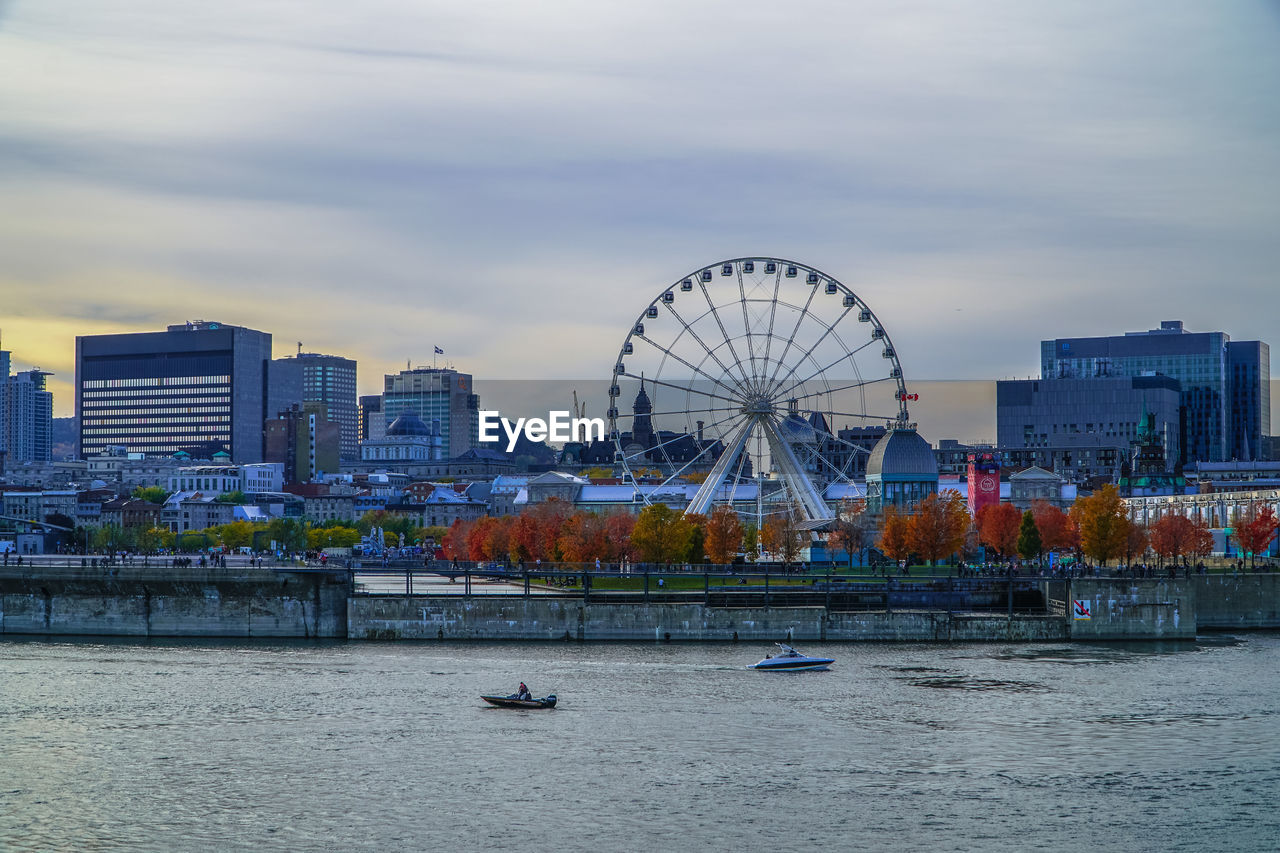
3, 1, 1278, 431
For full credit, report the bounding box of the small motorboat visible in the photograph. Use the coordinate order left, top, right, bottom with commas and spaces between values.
481, 693, 557, 709
749, 643, 834, 672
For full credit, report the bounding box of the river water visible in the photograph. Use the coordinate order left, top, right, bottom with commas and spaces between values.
2, 635, 1278, 852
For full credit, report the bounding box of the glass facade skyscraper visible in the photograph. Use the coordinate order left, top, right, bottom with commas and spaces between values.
273, 353, 358, 462
1040, 321, 1270, 464
382, 367, 478, 459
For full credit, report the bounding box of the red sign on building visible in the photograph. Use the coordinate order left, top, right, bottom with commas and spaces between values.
966, 452, 1000, 517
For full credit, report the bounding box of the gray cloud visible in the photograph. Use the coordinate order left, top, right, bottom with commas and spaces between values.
2, 0, 1278, 436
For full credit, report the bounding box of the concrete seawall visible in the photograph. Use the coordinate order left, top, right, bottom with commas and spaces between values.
0, 567, 349, 639
4, 570, 1276, 641
1064, 579, 1194, 640
350, 597, 1069, 642
1196, 574, 1280, 629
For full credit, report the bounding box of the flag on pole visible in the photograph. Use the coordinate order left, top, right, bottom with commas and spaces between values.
434, 346, 444, 354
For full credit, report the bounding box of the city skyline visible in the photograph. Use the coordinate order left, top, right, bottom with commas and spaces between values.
4, 2, 1279, 425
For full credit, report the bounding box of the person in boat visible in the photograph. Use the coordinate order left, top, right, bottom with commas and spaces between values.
516, 682, 531, 700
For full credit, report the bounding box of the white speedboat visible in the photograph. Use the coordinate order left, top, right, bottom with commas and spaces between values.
749, 643, 834, 671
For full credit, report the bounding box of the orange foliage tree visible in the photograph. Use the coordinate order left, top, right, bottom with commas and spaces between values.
1071, 484, 1130, 566
604, 511, 638, 562
704, 506, 744, 565
1232, 503, 1279, 567
1149, 514, 1196, 565
1031, 500, 1077, 555
908, 490, 970, 565
442, 518, 471, 560
877, 505, 912, 566
976, 502, 1022, 559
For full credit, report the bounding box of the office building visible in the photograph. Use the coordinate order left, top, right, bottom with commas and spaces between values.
0, 347, 55, 467
1040, 320, 1270, 463
76, 321, 274, 462
359, 395, 384, 442
273, 352, 357, 462
997, 375, 1182, 481
381, 367, 479, 458
265, 403, 341, 484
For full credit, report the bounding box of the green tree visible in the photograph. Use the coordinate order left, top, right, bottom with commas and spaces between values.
267, 518, 308, 552
214, 490, 248, 505
131, 486, 170, 504
1016, 510, 1042, 563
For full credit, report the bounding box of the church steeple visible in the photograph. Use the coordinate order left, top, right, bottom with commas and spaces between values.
632, 375, 653, 448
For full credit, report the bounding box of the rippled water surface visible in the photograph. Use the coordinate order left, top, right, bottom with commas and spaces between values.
3, 635, 1279, 852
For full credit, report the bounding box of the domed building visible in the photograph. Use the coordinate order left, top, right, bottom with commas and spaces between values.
865, 427, 938, 513
359, 412, 443, 464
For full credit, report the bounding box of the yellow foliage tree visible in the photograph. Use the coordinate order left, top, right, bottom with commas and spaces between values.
630, 503, 695, 564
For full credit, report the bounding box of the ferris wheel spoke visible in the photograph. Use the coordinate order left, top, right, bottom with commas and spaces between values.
692, 282, 756, 392
632, 333, 746, 402
764, 278, 821, 392
759, 266, 783, 384
617, 372, 740, 406
685, 416, 756, 516
648, 413, 752, 493
782, 374, 892, 405
764, 304, 855, 400
735, 267, 764, 395
617, 407, 745, 464
662, 301, 753, 397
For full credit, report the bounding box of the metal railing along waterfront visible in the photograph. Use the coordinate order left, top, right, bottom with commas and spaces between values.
350, 561, 1051, 615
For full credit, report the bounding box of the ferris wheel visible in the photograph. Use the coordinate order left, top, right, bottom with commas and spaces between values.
607, 257, 912, 523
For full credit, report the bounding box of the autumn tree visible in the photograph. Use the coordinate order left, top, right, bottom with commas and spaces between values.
877, 505, 912, 567
215, 520, 256, 551
907, 490, 970, 565
442, 518, 471, 560
604, 511, 638, 563
1123, 521, 1150, 567
1231, 503, 1279, 568
703, 506, 743, 565
977, 502, 1022, 559
1016, 510, 1042, 563
559, 512, 609, 563
1071, 484, 1130, 566
1150, 515, 1212, 566
1188, 517, 1214, 563
1031, 500, 1077, 555
828, 498, 869, 567
466, 516, 500, 561
761, 503, 807, 564
631, 503, 695, 564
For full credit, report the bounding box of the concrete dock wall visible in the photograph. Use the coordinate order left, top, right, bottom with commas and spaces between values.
1065, 579, 1194, 640
349, 597, 1069, 643
1196, 574, 1280, 629
0, 567, 349, 639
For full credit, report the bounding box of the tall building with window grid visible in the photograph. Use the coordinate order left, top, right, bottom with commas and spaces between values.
76, 322, 274, 462
1040, 320, 1270, 464
382, 367, 478, 459
273, 353, 358, 462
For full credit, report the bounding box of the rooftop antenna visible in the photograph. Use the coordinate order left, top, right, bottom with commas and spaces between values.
297, 341, 303, 357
